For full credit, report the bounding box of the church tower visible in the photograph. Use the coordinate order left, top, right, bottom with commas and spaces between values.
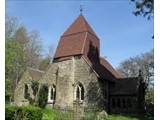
52, 14, 102, 109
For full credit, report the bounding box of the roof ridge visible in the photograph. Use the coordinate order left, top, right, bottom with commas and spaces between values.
27, 67, 45, 73
62, 15, 97, 37
100, 57, 123, 78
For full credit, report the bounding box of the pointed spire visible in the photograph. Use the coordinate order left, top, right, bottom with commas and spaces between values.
62, 15, 97, 37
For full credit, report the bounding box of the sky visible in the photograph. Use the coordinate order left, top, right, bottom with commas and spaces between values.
6, 0, 153, 68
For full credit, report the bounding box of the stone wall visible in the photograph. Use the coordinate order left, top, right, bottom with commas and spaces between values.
14, 71, 38, 106
14, 56, 107, 110
53, 58, 75, 109
74, 56, 104, 109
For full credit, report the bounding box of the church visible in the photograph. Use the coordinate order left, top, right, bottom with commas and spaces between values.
14, 14, 145, 113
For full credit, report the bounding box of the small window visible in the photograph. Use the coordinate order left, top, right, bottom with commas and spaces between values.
51, 87, 54, 100
76, 87, 80, 99
74, 82, 84, 102
24, 84, 29, 99
48, 85, 56, 103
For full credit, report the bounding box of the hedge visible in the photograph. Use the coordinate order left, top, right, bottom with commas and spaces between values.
5, 105, 43, 120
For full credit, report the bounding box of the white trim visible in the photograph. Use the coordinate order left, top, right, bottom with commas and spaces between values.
47, 85, 56, 103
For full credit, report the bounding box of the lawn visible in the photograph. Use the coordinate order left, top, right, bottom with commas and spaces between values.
107, 114, 153, 120
42, 107, 74, 120
42, 107, 153, 120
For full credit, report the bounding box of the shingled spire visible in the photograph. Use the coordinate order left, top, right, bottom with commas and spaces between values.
54, 14, 122, 79
62, 15, 97, 37
54, 15, 99, 59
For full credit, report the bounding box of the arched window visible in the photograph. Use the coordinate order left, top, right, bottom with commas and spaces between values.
76, 86, 80, 99
24, 84, 29, 99
74, 82, 84, 102
51, 87, 54, 100
48, 85, 56, 103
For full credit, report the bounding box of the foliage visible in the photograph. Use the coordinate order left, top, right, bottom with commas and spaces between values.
5, 16, 19, 38
39, 57, 50, 71
5, 39, 27, 101
5, 79, 13, 103
145, 88, 154, 104
145, 88, 154, 116
5, 16, 43, 103
5, 105, 42, 120
24, 80, 39, 105
131, 0, 154, 20
117, 49, 154, 88
37, 84, 48, 108
108, 114, 153, 120
31, 80, 39, 96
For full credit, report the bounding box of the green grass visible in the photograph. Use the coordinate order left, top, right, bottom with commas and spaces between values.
42, 107, 153, 120
42, 107, 73, 120
107, 114, 153, 120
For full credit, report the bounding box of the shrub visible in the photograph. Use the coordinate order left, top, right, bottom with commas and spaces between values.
5, 105, 16, 120
37, 84, 48, 108
5, 105, 42, 120
31, 80, 39, 96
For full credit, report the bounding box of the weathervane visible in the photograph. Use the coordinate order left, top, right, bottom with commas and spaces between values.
80, 5, 83, 15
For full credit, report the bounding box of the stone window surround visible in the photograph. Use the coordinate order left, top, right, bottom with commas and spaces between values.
74, 83, 84, 103
48, 85, 56, 103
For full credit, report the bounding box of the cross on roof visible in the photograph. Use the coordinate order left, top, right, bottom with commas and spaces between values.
80, 5, 83, 14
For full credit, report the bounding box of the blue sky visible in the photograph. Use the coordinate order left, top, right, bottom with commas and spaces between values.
6, 0, 153, 68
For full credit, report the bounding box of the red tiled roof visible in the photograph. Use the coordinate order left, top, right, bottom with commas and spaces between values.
54, 15, 98, 59
54, 14, 122, 80
62, 15, 97, 37
100, 57, 123, 79
54, 32, 86, 58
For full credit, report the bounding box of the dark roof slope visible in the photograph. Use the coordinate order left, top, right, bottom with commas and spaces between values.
100, 57, 123, 79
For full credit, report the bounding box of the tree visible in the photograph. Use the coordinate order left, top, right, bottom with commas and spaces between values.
37, 84, 48, 108
5, 39, 27, 101
25, 80, 39, 105
131, 0, 154, 20
38, 57, 50, 71
26, 30, 43, 68
5, 16, 19, 39
31, 80, 39, 97
5, 16, 44, 103
117, 49, 154, 88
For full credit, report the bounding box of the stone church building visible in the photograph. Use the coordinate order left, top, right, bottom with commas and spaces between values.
14, 14, 145, 113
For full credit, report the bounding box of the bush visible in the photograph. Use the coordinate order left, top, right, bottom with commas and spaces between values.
31, 80, 39, 96
5, 105, 16, 120
37, 84, 48, 108
5, 105, 42, 120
